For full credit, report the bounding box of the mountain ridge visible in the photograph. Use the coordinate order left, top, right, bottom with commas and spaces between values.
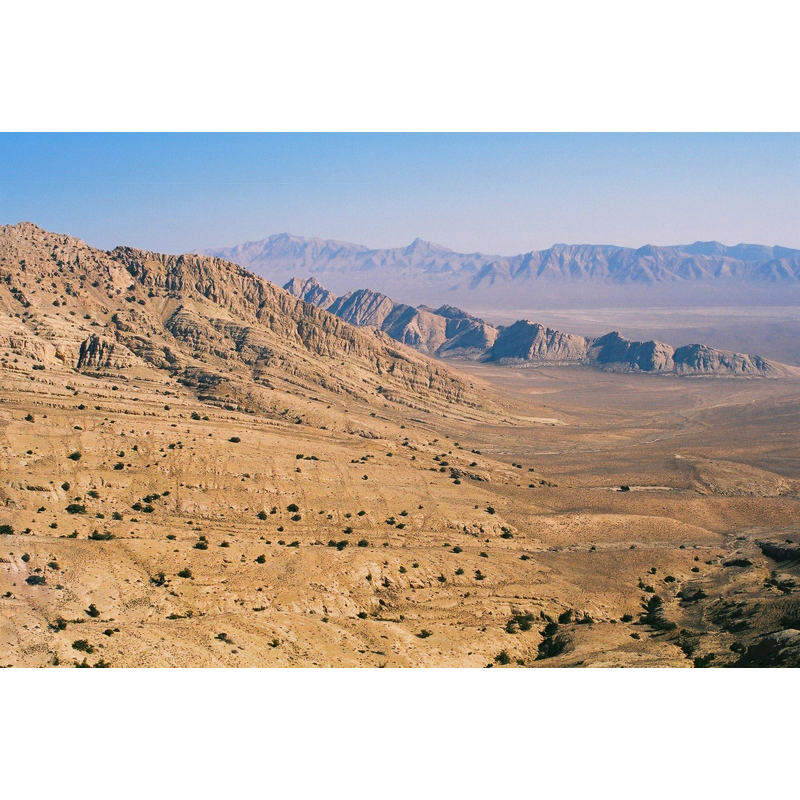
284, 275, 797, 378
201, 233, 800, 289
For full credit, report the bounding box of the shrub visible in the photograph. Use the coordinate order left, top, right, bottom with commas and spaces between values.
177, 568, 193, 579
620, 613, 634, 623
194, 540, 208, 550
486, 507, 495, 514
85, 604, 100, 618
455, 567, 464, 575
494, 650, 511, 665
619, 485, 630, 492
357, 612, 368, 619
290, 514, 301, 522
114, 462, 124, 470
61, 482, 70, 491
67, 452, 81, 461
151, 572, 167, 586
287, 503, 299, 513
257, 510, 268, 520
417, 629, 433, 638
72, 639, 94, 653
26, 575, 46, 586
255, 554, 267, 564
88, 530, 114, 540
357, 539, 369, 548
229, 437, 241, 443
66, 503, 86, 514
0, 524, 14, 536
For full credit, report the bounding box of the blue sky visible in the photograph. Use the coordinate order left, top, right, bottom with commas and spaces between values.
1, 133, 798, 255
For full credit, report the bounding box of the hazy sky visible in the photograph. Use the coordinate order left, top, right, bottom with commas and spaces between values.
2, 133, 799, 255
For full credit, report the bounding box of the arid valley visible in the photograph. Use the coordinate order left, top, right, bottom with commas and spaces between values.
2, 223, 799, 668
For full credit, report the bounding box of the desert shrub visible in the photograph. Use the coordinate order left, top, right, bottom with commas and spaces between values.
619, 485, 630, 492
417, 629, 433, 638
452, 546, 462, 553
229, 437, 241, 443
399, 565, 407, 573
66, 503, 86, 514
455, 567, 464, 575
357, 539, 369, 548
257, 510, 268, 520
357, 612, 368, 619
494, 650, 511, 665
114, 462, 124, 470
255, 554, 267, 564
288, 541, 300, 547
558, 609, 573, 624
219, 541, 229, 548
190, 412, 201, 420
88, 530, 114, 540
437, 574, 446, 583
26, 575, 46, 586
357, 510, 366, 517
177, 568, 193, 579
194, 540, 208, 550
72, 639, 94, 653
479, 552, 488, 558
151, 572, 167, 586
67, 451, 81, 461
61, 482, 70, 491
486, 507, 495, 514
474, 570, 486, 581
620, 613, 634, 623
290, 514, 301, 522
86, 604, 100, 618
693, 653, 716, 668
0, 524, 14, 536
664, 575, 676, 583
25, 413, 34, 422
111, 511, 123, 520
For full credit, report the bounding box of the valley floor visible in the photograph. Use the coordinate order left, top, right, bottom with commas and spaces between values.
2, 362, 799, 667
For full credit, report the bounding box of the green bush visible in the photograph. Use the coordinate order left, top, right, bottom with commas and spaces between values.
0, 524, 14, 536
67, 452, 81, 461
494, 650, 511, 665
417, 629, 433, 638
177, 568, 193, 579
287, 503, 299, 513
66, 503, 86, 514
72, 639, 94, 653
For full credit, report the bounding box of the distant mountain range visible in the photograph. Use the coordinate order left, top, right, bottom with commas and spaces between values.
285, 276, 794, 377
200, 234, 800, 307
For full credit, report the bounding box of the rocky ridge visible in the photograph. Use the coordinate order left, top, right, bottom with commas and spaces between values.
284, 276, 794, 377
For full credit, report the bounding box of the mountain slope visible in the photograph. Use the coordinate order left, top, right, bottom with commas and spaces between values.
0, 223, 487, 424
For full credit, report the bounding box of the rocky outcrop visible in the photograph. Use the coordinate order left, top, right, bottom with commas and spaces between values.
492, 325, 790, 377
735, 629, 800, 667
492, 321, 589, 364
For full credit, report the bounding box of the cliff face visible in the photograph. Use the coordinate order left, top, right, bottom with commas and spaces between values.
0, 223, 483, 411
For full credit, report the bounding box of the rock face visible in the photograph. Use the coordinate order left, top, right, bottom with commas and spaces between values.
284, 277, 496, 359
0, 223, 482, 412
